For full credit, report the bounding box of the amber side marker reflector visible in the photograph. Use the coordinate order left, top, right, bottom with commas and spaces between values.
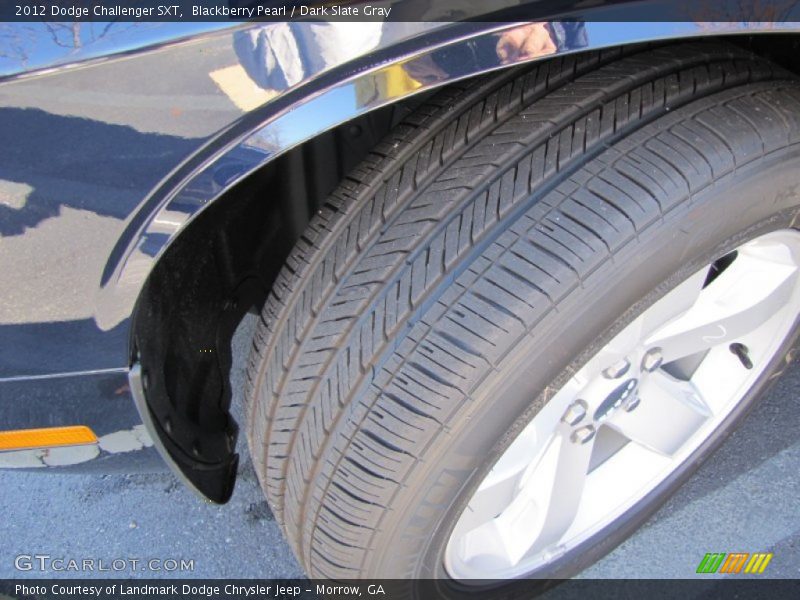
0, 426, 98, 451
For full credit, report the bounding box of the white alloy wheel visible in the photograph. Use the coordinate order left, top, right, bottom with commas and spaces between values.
445, 230, 800, 580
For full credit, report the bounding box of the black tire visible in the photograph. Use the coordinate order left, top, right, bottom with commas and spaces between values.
245, 42, 800, 580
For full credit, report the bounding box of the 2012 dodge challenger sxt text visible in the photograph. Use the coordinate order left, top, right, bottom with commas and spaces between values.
2, 2, 800, 583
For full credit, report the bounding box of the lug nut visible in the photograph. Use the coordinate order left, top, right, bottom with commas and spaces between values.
641, 347, 663, 373
571, 425, 596, 444
603, 358, 631, 379
624, 395, 640, 412
561, 400, 588, 426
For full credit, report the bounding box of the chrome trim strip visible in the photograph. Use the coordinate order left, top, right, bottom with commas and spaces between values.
0, 367, 128, 384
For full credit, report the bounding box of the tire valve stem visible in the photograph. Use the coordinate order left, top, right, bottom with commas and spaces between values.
730, 343, 754, 370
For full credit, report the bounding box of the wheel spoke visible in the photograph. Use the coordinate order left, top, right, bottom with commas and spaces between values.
578, 270, 707, 381
645, 252, 799, 363
456, 427, 537, 532
607, 372, 710, 456
640, 269, 708, 339
523, 426, 595, 555
456, 425, 594, 567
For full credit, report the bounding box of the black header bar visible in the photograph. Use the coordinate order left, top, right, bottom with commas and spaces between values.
3, 0, 800, 23
3, 579, 800, 600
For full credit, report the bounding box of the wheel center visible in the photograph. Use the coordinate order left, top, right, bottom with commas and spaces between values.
593, 378, 638, 422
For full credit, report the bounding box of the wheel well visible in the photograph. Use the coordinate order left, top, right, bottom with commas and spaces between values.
130, 33, 800, 502
130, 97, 423, 501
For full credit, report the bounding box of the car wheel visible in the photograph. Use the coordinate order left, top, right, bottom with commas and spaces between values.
245, 42, 800, 581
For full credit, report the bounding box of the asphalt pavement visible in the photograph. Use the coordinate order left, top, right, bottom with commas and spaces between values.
1, 314, 798, 580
